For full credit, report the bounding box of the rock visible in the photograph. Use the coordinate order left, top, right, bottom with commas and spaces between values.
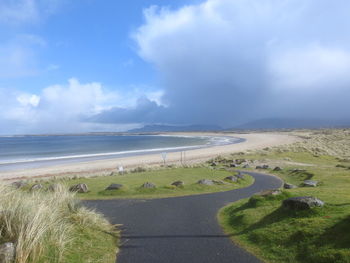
262, 164, 269, 169
0, 242, 15, 263
284, 183, 297, 189
224, 176, 238, 182
210, 162, 217, 167
291, 169, 306, 173
273, 166, 282, 171
229, 163, 236, 168
282, 196, 324, 210
235, 159, 247, 165
256, 165, 263, 169
303, 180, 318, 187
259, 189, 282, 196
213, 180, 226, 185
30, 184, 43, 191
11, 181, 26, 189
69, 183, 89, 193
197, 179, 214, 185
141, 182, 156, 189
171, 181, 184, 187
236, 172, 245, 179
242, 164, 250, 168
105, 184, 124, 190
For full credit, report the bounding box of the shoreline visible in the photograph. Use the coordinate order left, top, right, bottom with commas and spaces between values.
0, 132, 299, 181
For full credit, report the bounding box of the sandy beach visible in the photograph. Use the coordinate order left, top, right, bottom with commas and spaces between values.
0, 132, 299, 180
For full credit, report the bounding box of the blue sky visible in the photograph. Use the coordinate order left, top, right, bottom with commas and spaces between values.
1, 0, 350, 134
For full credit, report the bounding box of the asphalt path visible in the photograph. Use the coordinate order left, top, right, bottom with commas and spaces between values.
84, 171, 283, 263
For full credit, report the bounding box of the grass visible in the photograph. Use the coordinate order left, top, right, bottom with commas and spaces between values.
0, 183, 118, 263
218, 129, 350, 263
34, 167, 254, 200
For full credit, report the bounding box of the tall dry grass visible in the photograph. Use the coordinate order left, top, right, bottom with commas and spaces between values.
0, 183, 112, 263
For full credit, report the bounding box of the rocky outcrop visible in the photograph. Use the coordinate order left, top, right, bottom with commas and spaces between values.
284, 183, 297, 189
303, 180, 318, 187
141, 182, 156, 189
105, 184, 124, 190
69, 183, 89, 193
282, 196, 324, 210
171, 181, 184, 187
197, 179, 214, 185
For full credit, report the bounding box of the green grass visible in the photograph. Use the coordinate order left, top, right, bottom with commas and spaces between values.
35, 167, 254, 200
218, 149, 350, 263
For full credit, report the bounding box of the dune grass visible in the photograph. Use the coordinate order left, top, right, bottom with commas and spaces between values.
0, 183, 118, 263
218, 129, 350, 263
31, 167, 254, 200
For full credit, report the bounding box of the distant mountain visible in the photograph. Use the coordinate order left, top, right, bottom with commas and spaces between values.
230, 118, 350, 130
128, 124, 222, 133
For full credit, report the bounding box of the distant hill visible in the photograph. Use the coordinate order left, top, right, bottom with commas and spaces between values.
128, 124, 222, 133
230, 118, 350, 130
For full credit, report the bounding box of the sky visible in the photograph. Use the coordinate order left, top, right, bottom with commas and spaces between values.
0, 0, 350, 134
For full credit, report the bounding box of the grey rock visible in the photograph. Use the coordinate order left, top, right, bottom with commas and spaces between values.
259, 189, 282, 196
262, 164, 269, 169
69, 183, 89, 193
236, 172, 245, 179
30, 184, 43, 191
224, 176, 238, 182
273, 166, 282, 171
171, 181, 184, 187
11, 181, 26, 189
283, 196, 324, 210
105, 184, 124, 190
0, 242, 15, 263
141, 182, 156, 189
235, 159, 247, 165
209, 162, 217, 167
303, 180, 318, 187
212, 180, 226, 185
284, 183, 297, 189
197, 179, 214, 185
242, 164, 250, 168
229, 163, 236, 168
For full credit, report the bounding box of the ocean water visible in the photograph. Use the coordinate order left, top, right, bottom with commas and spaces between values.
0, 134, 242, 171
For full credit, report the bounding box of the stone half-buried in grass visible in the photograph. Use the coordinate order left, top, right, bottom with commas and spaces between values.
282, 196, 324, 210
303, 180, 318, 187
69, 183, 89, 193
284, 182, 297, 189
224, 176, 238, 182
30, 184, 43, 192
197, 179, 214, 185
141, 182, 156, 189
105, 184, 124, 190
171, 181, 184, 187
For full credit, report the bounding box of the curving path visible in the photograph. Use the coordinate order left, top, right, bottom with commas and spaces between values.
84, 172, 283, 263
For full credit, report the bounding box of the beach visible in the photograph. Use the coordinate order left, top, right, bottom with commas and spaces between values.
0, 132, 298, 180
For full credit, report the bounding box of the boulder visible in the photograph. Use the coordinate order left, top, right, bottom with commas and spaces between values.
236, 172, 245, 179
105, 184, 124, 190
284, 183, 297, 189
242, 164, 250, 168
235, 159, 247, 165
262, 164, 269, 169
213, 180, 226, 185
11, 181, 26, 189
256, 165, 263, 169
0, 242, 15, 263
282, 196, 324, 210
171, 181, 184, 187
303, 180, 318, 187
141, 182, 156, 189
229, 163, 236, 168
273, 166, 282, 171
209, 162, 217, 167
259, 189, 282, 196
197, 179, 214, 185
69, 183, 89, 193
224, 176, 238, 182
30, 184, 43, 191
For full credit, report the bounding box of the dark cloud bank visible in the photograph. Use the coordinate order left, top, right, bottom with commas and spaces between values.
94, 0, 350, 128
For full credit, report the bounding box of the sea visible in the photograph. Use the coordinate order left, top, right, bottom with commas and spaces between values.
0, 134, 243, 171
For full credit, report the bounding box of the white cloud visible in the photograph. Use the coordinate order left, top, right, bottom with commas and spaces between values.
0, 78, 163, 134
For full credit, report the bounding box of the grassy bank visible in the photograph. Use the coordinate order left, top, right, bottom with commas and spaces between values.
218, 129, 350, 263
0, 183, 118, 263
25, 167, 254, 200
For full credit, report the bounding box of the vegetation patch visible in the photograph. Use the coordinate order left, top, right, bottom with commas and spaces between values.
0, 184, 118, 263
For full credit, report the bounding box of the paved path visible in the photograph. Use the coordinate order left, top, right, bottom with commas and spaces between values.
84, 172, 282, 263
